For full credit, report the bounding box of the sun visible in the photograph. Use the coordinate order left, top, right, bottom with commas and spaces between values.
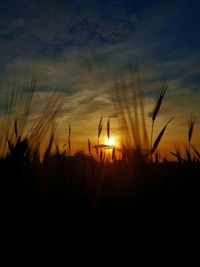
104, 137, 116, 147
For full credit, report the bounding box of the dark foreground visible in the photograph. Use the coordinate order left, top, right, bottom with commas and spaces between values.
1, 152, 200, 218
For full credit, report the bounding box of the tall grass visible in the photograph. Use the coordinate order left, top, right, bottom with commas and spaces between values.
110, 71, 148, 154
110, 72, 176, 162
0, 78, 63, 161
0, 76, 199, 217
188, 114, 196, 153
151, 82, 168, 152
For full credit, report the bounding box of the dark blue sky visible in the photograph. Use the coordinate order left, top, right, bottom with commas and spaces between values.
0, 0, 200, 68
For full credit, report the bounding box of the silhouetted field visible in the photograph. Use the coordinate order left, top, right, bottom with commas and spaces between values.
1, 150, 200, 217
1, 77, 199, 217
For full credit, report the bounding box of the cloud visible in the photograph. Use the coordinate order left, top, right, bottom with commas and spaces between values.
1, 42, 200, 118
0, 0, 187, 70
0, 0, 200, 150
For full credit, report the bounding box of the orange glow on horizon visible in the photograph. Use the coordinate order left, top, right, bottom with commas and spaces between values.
104, 137, 116, 147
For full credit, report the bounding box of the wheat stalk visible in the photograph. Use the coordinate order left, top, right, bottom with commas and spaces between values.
188, 114, 196, 153
151, 82, 168, 159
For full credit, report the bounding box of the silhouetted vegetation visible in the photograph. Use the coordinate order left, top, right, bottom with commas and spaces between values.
1, 77, 199, 218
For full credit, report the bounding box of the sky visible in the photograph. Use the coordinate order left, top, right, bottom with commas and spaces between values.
0, 0, 200, 155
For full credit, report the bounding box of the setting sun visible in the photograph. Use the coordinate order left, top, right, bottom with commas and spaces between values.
104, 137, 116, 147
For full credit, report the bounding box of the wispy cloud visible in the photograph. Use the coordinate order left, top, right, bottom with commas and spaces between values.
0, 0, 199, 151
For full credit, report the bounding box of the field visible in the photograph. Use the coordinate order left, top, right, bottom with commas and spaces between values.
1, 79, 200, 217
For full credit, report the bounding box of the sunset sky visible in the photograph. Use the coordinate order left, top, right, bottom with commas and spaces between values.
0, 0, 200, 156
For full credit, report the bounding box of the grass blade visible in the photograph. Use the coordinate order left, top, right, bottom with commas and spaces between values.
107, 118, 110, 139
185, 148, 192, 162
98, 115, 103, 139
188, 114, 196, 143
170, 152, 185, 162
191, 145, 200, 159
151, 116, 174, 154
68, 124, 71, 150
152, 82, 168, 123
14, 120, 18, 138
88, 139, 92, 156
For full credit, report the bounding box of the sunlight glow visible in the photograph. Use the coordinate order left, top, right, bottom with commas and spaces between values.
104, 137, 116, 147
